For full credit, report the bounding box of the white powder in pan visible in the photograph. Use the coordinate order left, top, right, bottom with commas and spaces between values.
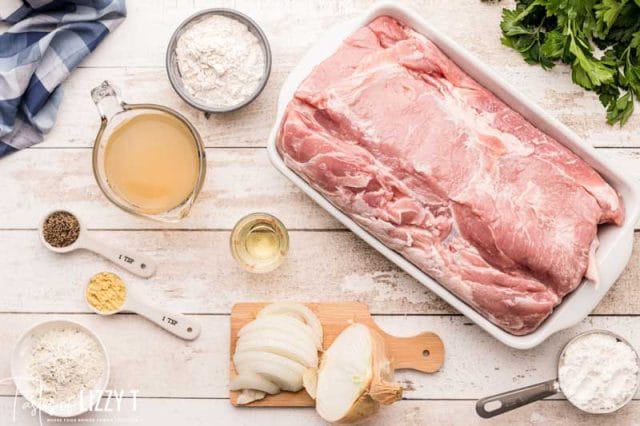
558, 332, 639, 413
175, 14, 266, 108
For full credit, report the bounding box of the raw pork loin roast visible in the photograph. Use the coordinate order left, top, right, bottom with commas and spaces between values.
276, 17, 624, 335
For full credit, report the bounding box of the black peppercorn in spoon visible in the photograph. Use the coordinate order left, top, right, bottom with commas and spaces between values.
39, 208, 157, 278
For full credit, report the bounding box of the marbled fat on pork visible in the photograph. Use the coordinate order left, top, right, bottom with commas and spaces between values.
276, 16, 624, 335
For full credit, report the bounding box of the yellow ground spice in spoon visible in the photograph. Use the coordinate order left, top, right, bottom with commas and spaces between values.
86, 272, 127, 313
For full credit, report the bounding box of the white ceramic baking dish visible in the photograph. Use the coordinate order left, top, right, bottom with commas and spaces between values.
267, 2, 640, 349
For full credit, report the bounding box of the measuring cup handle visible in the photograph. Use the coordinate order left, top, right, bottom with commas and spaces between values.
129, 299, 201, 341
91, 80, 125, 122
82, 235, 157, 278
476, 379, 560, 418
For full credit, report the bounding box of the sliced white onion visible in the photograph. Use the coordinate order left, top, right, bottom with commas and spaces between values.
237, 389, 266, 405
239, 314, 321, 351
231, 303, 325, 401
258, 302, 323, 345
233, 351, 304, 392
302, 368, 318, 399
229, 372, 280, 395
237, 328, 318, 367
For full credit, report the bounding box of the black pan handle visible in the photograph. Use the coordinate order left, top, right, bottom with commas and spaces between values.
476, 379, 560, 418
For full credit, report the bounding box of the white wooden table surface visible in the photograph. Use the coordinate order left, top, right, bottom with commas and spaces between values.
1, 1, 640, 425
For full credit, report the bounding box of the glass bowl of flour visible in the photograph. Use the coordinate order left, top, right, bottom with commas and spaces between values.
166, 8, 272, 114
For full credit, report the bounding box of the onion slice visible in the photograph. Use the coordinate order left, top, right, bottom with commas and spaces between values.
239, 315, 321, 351
231, 302, 324, 403
237, 389, 266, 405
257, 302, 323, 346
229, 372, 280, 395
234, 351, 305, 392
302, 368, 318, 399
236, 328, 318, 367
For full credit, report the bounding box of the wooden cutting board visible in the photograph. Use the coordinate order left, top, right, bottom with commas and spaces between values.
229, 302, 445, 407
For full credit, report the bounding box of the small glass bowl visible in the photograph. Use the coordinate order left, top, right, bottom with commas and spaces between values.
230, 213, 289, 274
165, 8, 272, 115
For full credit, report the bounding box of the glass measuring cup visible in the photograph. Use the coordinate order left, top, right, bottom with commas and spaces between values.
476, 330, 640, 417
91, 81, 206, 222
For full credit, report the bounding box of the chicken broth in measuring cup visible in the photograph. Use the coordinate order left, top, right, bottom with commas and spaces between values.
91, 81, 205, 221
104, 112, 200, 215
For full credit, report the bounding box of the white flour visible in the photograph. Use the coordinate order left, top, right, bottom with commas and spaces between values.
27, 327, 105, 407
175, 14, 266, 108
558, 332, 639, 413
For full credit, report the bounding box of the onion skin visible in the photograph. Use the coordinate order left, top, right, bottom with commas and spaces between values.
369, 382, 403, 405
368, 328, 403, 406
335, 396, 379, 424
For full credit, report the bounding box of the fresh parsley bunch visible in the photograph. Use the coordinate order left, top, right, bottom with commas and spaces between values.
499, 0, 640, 125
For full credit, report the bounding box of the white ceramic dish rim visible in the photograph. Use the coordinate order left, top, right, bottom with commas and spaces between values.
11, 320, 111, 418
266, 2, 640, 349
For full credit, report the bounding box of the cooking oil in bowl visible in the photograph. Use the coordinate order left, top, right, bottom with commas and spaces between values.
230, 213, 289, 273
104, 111, 200, 215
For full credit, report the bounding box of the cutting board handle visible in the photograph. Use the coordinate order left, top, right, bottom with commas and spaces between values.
385, 332, 444, 373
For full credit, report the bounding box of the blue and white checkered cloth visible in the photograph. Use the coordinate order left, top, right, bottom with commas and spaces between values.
0, 0, 126, 157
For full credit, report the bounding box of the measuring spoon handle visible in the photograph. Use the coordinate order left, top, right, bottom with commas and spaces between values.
128, 298, 201, 340
81, 234, 157, 278
476, 379, 560, 418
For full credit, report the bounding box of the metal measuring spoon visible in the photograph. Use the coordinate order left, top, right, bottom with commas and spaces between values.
86, 272, 201, 340
39, 209, 156, 278
476, 330, 640, 418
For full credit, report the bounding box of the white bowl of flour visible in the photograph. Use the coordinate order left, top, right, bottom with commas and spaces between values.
166, 8, 272, 114
11, 320, 110, 418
